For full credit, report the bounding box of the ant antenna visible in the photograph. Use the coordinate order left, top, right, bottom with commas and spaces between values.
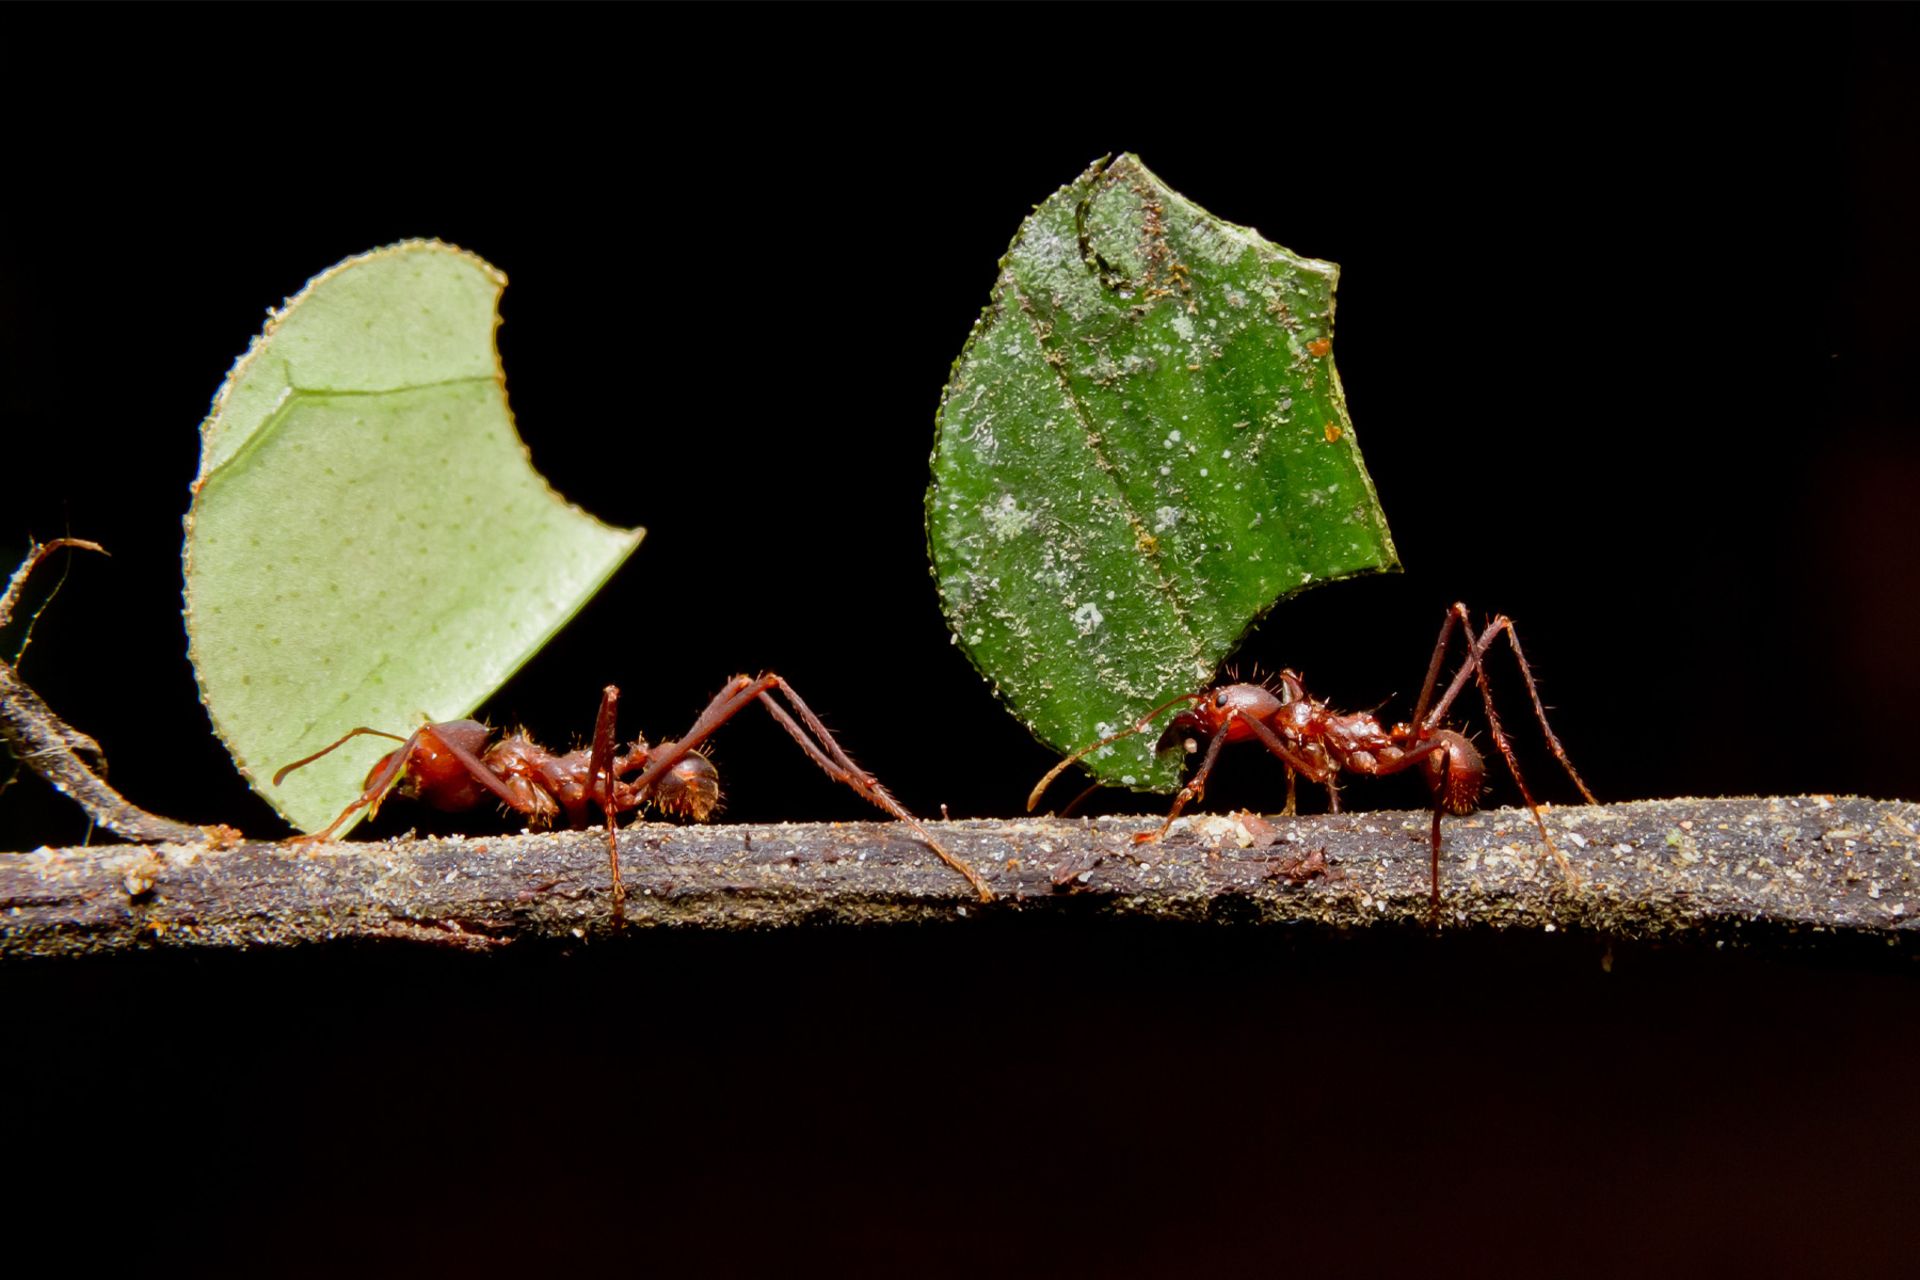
272, 726, 408, 786
1027, 692, 1199, 812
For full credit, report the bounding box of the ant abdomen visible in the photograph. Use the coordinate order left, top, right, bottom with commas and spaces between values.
1421, 729, 1485, 816
652, 750, 721, 821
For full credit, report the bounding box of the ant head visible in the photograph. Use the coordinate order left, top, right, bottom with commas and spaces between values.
652, 750, 722, 822
364, 746, 422, 802
372, 720, 493, 811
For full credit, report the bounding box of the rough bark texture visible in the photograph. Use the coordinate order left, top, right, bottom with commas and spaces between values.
0, 663, 220, 844
2, 795, 1914, 956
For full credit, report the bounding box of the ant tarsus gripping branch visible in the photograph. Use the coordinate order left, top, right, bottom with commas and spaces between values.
1029, 603, 1594, 925
276, 674, 992, 905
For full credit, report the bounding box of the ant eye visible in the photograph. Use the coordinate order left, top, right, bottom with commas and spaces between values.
1213, 691, 1228, 708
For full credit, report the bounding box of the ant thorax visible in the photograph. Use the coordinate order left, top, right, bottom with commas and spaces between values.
482, 732, 569, 826
385, 720, 492, 812
1318, 710, 1394, 757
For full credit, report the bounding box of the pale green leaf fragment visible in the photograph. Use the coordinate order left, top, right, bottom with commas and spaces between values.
185, 240, 643, 832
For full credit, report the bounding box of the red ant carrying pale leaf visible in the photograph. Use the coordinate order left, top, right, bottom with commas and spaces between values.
1029, 604, 1596, 923
276, 674, 992, 904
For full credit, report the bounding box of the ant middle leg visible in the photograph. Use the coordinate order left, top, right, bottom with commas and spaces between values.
1344, 731, 1479, 925
1275, 765, 1342, 817
275, 726, 413, 843
586, 685, 624, 906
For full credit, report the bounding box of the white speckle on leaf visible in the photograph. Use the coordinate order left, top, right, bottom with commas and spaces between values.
1071, 601, 1104, 635
1154, 506, 1181, 531
982, 493, 1033, 540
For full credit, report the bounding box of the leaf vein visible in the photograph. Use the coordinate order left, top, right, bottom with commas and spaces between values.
1007, 281, 1206, 677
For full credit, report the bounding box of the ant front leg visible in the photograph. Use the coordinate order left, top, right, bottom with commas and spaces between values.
276, 720, 527, 843
1135, 721, 1237, 845
1135, 711, 1329, 845
275, 726, 413, 843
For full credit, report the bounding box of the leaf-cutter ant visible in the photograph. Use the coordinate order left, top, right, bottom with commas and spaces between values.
276, 674, 992, 904
1029, 604, 1595, 923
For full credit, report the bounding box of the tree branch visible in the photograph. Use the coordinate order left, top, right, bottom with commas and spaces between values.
2, 796, 1913, 956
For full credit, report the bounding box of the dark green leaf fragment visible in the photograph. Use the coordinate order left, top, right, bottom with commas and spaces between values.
928, 155, 1398, 791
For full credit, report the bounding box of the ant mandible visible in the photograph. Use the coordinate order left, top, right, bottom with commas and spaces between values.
275, 673, 993, 904
1028, 604, 1596, 923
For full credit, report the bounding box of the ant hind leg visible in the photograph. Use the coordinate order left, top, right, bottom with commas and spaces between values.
753, 676, 992, 903
622, 674, 993, 903
1421, 605, 1585, 888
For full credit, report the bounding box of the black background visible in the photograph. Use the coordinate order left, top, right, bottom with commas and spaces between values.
4, 10, 1917, 1274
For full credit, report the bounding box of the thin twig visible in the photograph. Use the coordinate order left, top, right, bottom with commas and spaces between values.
2, 797, 1913, 957
0, 540, 235, 846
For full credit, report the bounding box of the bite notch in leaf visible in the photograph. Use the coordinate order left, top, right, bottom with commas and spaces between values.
184, 240, 643, 833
